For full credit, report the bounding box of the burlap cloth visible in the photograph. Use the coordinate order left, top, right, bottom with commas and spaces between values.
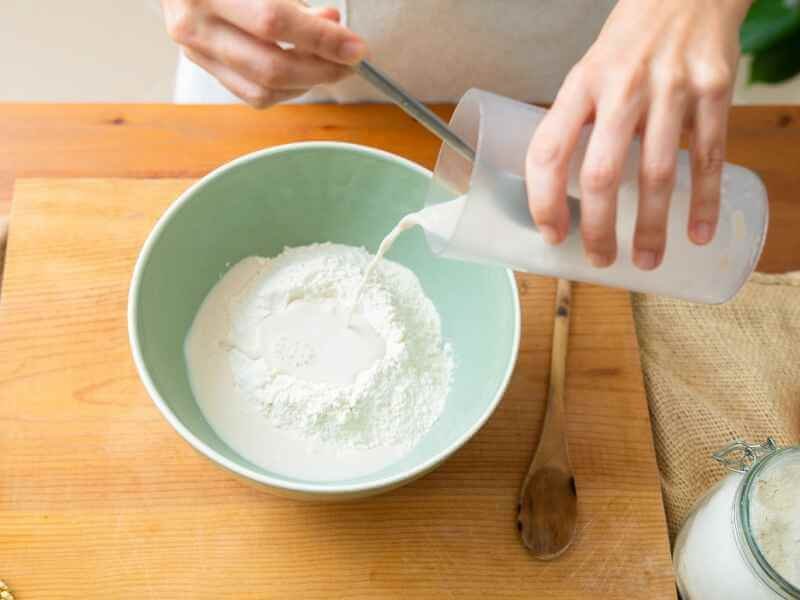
633, 272, 800, 541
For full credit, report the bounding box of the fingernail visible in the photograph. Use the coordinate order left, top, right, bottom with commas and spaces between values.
339, 40, 365, 62
634, 249, 658, 271
539, 225, 560, 245
587, 252, 613, 268
692, 222, 713, 245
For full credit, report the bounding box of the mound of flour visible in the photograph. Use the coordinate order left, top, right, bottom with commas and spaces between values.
223, 243, 453, 451
750, 460, 800, 588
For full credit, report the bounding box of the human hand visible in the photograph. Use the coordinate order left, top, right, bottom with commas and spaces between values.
526, 0, 752, 270
161, 0, 367, 107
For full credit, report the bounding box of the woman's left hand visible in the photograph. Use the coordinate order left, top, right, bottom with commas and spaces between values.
525, 0, 752, 270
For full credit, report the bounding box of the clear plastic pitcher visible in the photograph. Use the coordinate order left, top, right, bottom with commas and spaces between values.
422, 89, 768, 303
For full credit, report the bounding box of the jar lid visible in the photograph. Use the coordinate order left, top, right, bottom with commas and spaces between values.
731, 442, 800, 599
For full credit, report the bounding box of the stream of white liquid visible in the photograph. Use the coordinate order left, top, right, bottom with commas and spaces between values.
347, 197, 467, 324
347, 214, 420, 324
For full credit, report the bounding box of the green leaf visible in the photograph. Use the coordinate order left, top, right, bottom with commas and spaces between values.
740, 0, 800, 54
749, 29, 800, 83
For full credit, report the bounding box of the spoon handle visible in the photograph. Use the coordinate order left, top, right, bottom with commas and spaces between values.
530, 278, 571, 474
517, 278, 577, 559
548, 278, 571, 411
354, 61, 476, 163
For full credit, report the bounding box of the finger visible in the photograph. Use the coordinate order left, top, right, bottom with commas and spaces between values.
208, 0, 366, 64
183, 49, 303, 107
688, 94, 729, 245
290, 6, 340, 57
579, 97, 643, 267
197, 20, 351, 90
525, 69, 594, 245
633, 90, 687, 270
308, 5, 341, 22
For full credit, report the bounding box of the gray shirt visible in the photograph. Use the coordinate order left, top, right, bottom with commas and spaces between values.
174, 0, 616, 104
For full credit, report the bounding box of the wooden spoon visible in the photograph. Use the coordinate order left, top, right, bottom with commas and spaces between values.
517, 278, 577, 559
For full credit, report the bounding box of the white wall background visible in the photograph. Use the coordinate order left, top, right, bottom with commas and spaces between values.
1, 1, 799, 104
1, 1, 177, 102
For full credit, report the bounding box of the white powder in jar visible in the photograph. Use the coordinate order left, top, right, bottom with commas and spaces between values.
750, 460, 800, 589
674, 451, 800, 599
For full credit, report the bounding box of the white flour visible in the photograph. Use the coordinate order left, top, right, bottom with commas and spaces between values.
750, 460, 800, 588
185, 243, 453, 480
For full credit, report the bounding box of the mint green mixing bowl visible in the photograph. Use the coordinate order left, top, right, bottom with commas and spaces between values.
129, 142, 520, 499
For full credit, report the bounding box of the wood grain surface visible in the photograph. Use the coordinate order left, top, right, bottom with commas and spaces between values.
0, 103, 799, 272
0, 178, 674, 599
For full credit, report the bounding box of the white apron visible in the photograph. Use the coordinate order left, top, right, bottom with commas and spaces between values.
174, 0, 615, 104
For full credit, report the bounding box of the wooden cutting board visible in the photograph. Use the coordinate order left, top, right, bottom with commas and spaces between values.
0, 178, 674, 599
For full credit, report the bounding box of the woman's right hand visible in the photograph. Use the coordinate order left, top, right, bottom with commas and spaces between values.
161, 0, 367, 107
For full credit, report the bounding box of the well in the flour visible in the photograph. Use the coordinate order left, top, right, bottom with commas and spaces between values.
185, 242, 453, 481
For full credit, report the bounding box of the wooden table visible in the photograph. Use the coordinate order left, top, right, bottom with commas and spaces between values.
1, 104, 798, 272
0, 104, 797, 599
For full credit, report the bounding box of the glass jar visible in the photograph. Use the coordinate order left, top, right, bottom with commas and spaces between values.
674, 439, 800, 599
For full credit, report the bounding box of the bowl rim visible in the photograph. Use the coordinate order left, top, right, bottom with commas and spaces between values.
128, 141, 521, 495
